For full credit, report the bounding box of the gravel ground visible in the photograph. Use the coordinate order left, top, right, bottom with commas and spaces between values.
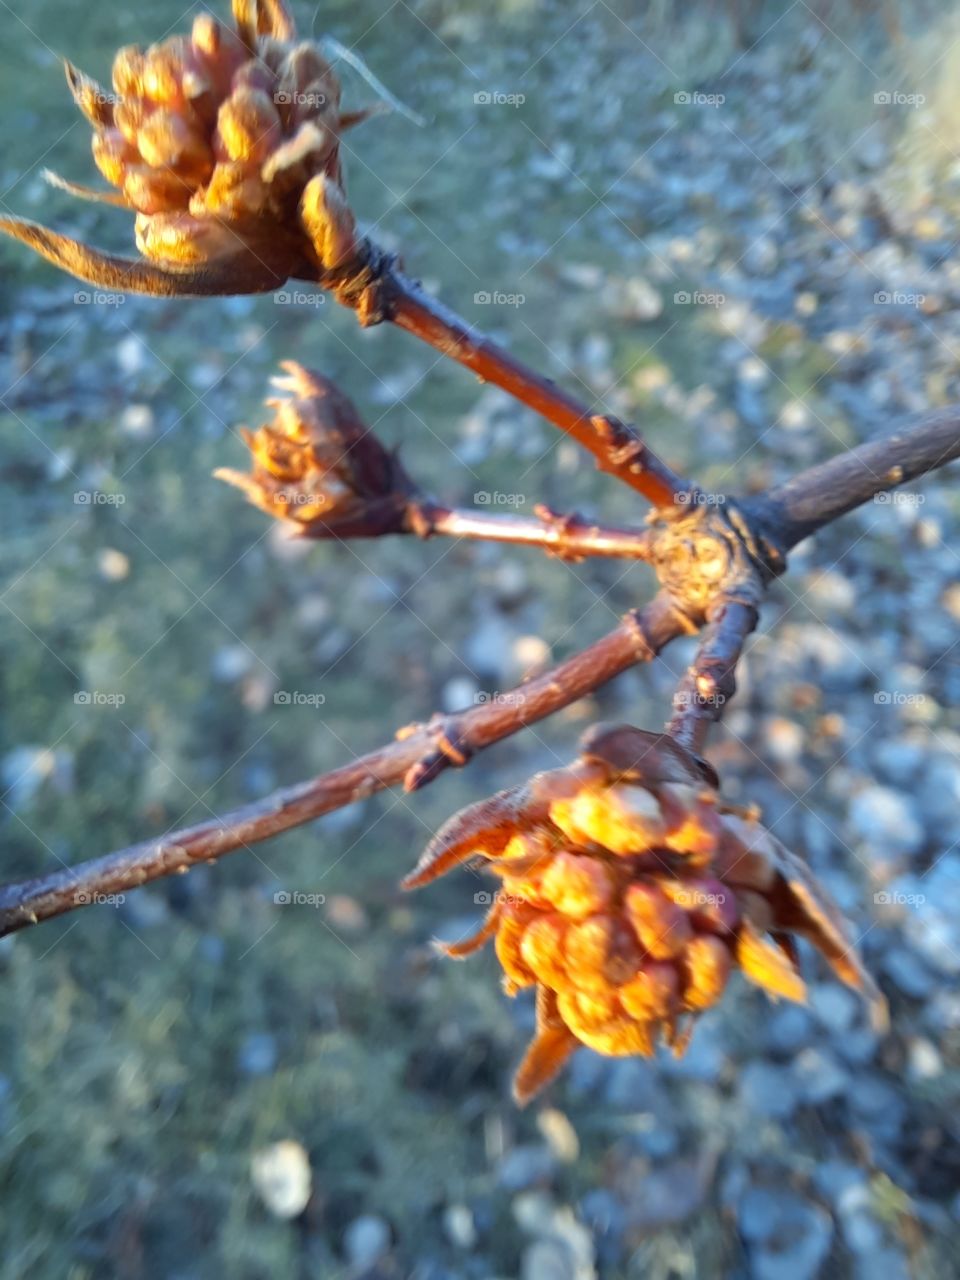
0, 2, 959, 1277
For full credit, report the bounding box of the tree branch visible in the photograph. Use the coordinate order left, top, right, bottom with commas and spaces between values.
410, 501, 655, 561
742, 405, 960, 551
0, 596, 683, 938
378, 266, 698, 510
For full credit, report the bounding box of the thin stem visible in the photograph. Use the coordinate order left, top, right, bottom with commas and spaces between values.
666, 597, 759, 755
414, 502, 656, 561
381, 267, 697, 510
0, 596, 683, 938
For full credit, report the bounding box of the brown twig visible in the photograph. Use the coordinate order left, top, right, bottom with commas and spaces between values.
377, 266, 698, 510
0, 596, 682, 938
742, 405, 960, 551
666, 597, 760, 755
409, 502, 656, 561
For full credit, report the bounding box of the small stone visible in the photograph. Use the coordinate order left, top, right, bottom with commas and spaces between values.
442, 676, 479, 713
119, 403, 154, 438
738, 1061, 797, 1119
250, 1141, 311, 1219
97, 548, 130, 581
343, 1214, 391, 1269
498, 1145, 555, 1191
211, 645, 253, 683
907, 1037, 942, 1081
238, 1032, 277, 1078
881, 947, 933, 998
792, 1047, 849, 1105
537, 1108, 580, 1164
521, 1239, 576, 1280
810, 983, 859, 1034
443, 1204, 477, 1250
763, 716, 805, 766
848, 787, 924, 857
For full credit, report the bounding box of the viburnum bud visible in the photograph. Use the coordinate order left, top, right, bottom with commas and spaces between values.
404, 723, 885, 1104
0, 0, 377, 297
215, 362, 412, 536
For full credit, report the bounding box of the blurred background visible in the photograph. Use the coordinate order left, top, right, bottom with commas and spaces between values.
1, 1, 960, 1276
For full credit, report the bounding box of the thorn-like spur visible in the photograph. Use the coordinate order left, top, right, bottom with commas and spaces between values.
433, 901, 502, 958
401, 785, 532, 890
512, 986, 578, 1106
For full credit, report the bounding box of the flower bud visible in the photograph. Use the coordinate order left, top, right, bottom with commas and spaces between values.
408, 724, 885, 1103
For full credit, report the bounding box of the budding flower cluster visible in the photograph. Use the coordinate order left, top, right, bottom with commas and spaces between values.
404, 725, 884, 1104
1, 0, 372, 296
215, 362, 410, 534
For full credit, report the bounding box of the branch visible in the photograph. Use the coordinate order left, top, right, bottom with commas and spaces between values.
665, 597, 760, 755
0, 596, 683, 938
411, 502, 655, 561
378, 266, 698, 510
743, 405, 960, 550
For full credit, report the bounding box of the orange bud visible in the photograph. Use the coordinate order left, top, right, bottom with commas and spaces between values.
681, 935, 731, 1010
519, 914, 569, 990
619, 960, 679, 1021
625, 882, 693, 959
539, 851, 613, 920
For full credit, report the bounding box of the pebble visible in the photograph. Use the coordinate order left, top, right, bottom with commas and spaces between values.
250, 1141, 312, 1219
343, 1215, 392, 1270
848, 786, 925, 857
498, 1145, 556, 1192
738, 1061, 798, 1119
238, 1033, 278, 1078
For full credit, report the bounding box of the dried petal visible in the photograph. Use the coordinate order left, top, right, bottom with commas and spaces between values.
736, 919, 806, 1003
